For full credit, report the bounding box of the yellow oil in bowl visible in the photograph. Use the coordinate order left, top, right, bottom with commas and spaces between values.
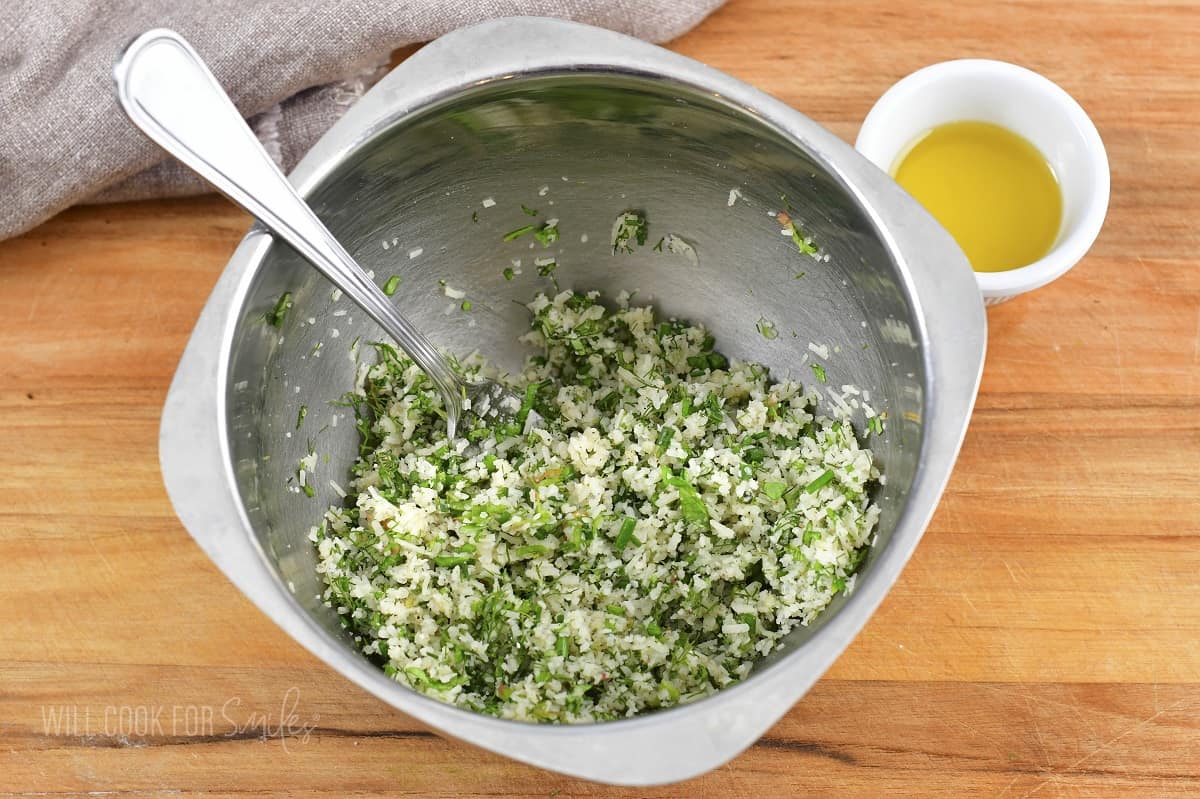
891, 121, 1063, 273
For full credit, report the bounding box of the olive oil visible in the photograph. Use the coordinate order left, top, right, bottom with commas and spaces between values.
892, 121, 1063, 272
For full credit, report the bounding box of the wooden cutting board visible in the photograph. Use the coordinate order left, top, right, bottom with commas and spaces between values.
1, 0, 1197, 795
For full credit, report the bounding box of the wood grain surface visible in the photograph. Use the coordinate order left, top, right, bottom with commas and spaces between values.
2, 0, 1198, 795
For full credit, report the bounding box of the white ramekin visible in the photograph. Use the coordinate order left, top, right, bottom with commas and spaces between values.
855, 59, 1109, 305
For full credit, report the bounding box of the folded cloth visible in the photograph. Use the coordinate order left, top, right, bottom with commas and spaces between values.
0, 1, 722, 241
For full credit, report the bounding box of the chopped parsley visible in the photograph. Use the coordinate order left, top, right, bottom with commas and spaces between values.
614, 517, 640, 551
506, 221, 559, 247
382, 275, 402, 296
267, 291, 292, 328
787, 222, 818, 257
611, 210, 648, 254
776, 210, 819, 257
804, 468, 836, 493
533, 222, 559, 247
665, 476, 709, 526
762, 481, 787, 501
503, 224, 537, 242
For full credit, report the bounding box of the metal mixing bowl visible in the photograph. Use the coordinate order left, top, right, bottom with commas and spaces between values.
160, 17, 985, 785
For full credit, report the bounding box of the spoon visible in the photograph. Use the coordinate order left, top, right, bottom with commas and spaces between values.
114, 29, 529, 439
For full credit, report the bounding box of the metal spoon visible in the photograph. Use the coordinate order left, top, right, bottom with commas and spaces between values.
114, 29, 528, 439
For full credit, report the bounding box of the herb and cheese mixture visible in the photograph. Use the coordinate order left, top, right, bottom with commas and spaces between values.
313, 290, 880, 722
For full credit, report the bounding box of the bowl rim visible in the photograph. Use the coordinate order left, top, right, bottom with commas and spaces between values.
157, 16, 987, 784
855, 58, 1110, 300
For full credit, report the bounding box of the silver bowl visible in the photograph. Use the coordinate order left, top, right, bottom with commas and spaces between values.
160, 17, 985, 785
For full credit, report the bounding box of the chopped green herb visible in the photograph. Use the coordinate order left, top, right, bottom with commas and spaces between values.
503, 224, 537, 242
403, 666, 430, 685
515, 381, 540, 429
787, 222, 819, 257
461, 300, 472, 311
614, 517, 640, 551
811, 363, 827, 383
536, 260, 557, 277
686, 351, 729, 373
653, 237, 665, 252
471, 210, 479, 223
521, 204, 539, 216
756, 317, 779, 340
867, 416, 884, 435
503, 266, 515, 281
295, 405, 307, 430
611, 210, 648, 254
434, 554, 475, 567
742, 446, 766, 464
267, 291, 292, 328
666, 477, 709, 526
382, 275, 402, 296
762, 481, 787, 501
533, 222, 559, 247
804, 469, 836, 493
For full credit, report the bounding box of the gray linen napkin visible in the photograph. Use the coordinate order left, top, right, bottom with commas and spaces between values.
0, 1, 722, 241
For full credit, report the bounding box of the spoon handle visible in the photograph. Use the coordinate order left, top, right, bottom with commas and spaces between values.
113, 29, 464, 430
